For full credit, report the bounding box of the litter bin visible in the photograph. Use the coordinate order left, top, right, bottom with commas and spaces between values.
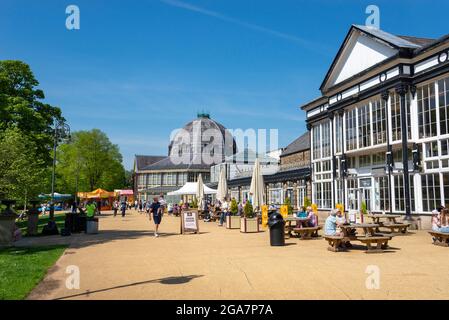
268, 213, 285, 246
86, 218, 99, 234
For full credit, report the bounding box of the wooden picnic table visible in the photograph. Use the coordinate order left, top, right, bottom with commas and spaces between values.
324, 223, 393, 253
367, 214, 410, 234
368, 214, 401, 224
284, 216, 310, 237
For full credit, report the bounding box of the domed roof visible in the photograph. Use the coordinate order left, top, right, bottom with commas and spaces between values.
146, 114, 236, 171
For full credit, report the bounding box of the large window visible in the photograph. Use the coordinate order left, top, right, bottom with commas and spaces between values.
358, 103, 371, 148
335, 114, 343, 153
390, 92, 412, 141
421, 173, 441, 212
375, 176, 390, 212
393, 175, 415, 212
314, 182, 331, 209
148, 173, 161, 186
162, 173, 176, 186
322, 121, 331, 158
439, 77, 449, 135
312, 125, 321, 160
345, 108, 357, 151
372, 99, 387, 145
418, 83, 437, 139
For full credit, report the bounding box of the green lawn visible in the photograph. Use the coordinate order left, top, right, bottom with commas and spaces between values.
0, 245, 67, 300
16, 213, 66, 236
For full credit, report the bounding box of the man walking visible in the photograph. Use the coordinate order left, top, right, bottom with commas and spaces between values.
149, 197, 162, 237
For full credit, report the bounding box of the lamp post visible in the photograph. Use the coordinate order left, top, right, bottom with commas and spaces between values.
48, 119, 71, 225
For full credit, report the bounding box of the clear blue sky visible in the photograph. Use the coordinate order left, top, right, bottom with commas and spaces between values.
1, 0, 448, 169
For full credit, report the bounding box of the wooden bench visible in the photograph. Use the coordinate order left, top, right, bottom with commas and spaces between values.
429, 231, 449, 247
293, 226, 321, 239
380, 223, 410, 234
356, 236, 391, 253
324, 235, 346, 252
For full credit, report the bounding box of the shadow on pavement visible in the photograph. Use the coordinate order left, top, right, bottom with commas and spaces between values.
55, 275, 204, 300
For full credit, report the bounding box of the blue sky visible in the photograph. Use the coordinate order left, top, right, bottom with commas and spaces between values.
1, 0, 448, 169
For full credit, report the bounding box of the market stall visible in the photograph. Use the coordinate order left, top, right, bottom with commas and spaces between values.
77, 188, 117, 211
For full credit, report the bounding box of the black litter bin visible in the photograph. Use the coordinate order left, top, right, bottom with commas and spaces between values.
268, 213, 285, 246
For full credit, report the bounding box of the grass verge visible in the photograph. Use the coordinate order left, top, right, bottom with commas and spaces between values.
0, 245, 67, 300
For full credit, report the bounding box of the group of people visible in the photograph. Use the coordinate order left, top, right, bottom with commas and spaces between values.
294, 206, 319, 228
432, 207, 449, 233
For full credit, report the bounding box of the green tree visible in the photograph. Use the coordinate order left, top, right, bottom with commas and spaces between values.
0, 60, 63, 166
56, 129, 126, 193
0, 127, 49, 206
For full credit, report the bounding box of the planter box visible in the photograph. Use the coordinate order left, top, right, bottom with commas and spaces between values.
240, 217, 260, 233
226, 215, 240, 229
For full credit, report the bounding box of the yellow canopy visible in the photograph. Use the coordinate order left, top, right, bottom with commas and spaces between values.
78, 188, 116, 199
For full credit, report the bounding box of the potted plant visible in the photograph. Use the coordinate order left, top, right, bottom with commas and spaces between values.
226, 198, 240, 229
284, 197, 293, 216
358, 201, 367, 223
240, 201, 259, 233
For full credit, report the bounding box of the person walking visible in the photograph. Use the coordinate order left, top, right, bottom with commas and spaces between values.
71, 201, 78, 214
219, 198, 229, 226
120, 200, 127, 217
149, 197, 162, 237
113, 200, 118, 217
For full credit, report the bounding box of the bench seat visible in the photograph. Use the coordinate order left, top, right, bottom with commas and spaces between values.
356, 236, 391, 253
324, 235, 346, 252
380, 223, 410, 234
429, 231, 449, 247
293, 226, 321, 239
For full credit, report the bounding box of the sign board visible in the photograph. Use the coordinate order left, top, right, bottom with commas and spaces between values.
280, 205, 289, 219
180, 211, 199, 234
261, 205, 268, 228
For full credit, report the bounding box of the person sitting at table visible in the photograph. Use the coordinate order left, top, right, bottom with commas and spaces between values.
324, 210, 342, 236
307, 207, 318, 228
438, 208, 449, 233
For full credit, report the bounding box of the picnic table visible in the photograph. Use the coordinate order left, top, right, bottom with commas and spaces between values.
367, 214, 410, 234
324, 223, 393, 253
284, 216, 321, 239
284, 216, 309, 237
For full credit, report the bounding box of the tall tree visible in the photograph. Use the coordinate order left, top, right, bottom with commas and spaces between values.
56, 129, 126, 193
0, 60, 63, 166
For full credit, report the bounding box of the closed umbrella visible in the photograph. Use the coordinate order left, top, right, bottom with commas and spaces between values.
197, 174, 205, 211
250, 158, 265, 210
216, 166, 227, 202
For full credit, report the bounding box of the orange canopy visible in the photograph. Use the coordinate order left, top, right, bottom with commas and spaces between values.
78, 188, 117, 199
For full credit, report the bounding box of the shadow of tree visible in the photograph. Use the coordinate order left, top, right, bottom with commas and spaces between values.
69, 230, 181, 249
55, 275, 204, 300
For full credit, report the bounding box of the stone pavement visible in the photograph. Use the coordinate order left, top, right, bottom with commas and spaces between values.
25, 210, 449, 300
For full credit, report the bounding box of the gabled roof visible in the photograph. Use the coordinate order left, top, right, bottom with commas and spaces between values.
134, 155, 166, 171
319, 25, 436, 92
281, 131, 310, 157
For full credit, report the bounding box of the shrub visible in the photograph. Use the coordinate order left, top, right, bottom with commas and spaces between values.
284, 197, 293, 215
303, 196, 312, 208
230, 198, 238, 215
243, 201, 254, 218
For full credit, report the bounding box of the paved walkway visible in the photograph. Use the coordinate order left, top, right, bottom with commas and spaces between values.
25, 210, 449, 300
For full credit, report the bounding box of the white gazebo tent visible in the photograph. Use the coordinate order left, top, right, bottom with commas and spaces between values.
167, 182, 217, 196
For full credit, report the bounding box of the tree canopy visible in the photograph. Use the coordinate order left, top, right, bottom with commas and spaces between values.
0, 60, 63, 166
56, 129, 126, 193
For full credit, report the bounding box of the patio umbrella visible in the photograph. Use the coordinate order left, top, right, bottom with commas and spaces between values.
250, 158, 265, 210
196, 174, 205, 211
216, 166, 227, 202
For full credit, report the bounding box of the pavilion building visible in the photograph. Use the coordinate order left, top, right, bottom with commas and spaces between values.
300, 25, 449, 224
133, 113, 236, 201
